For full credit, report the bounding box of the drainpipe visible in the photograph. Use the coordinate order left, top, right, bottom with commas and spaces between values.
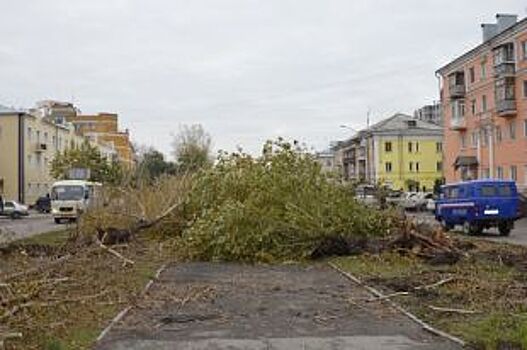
18, 113, 25, 203
488, 125, 494, 178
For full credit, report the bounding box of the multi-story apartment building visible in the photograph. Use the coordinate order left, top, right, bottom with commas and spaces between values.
0, 105, 116, 204
315, 150, 337, 173
437, 14, 527, 188
414, 102, 443, 126
335, 114, 443, 191
66, 113, 135, 168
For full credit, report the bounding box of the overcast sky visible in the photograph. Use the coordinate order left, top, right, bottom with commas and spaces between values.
1, 0, 526, 157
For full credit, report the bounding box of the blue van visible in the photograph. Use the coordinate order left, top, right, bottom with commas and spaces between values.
435, 179, 519, 236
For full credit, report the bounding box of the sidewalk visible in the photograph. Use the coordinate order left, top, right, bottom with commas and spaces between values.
96, 263, 461, 350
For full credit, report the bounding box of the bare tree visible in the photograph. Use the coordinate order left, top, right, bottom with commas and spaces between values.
172, 124, 212, 173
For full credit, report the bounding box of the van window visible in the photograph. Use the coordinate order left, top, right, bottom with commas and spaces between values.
480, 185, 497, 197
498, 185, 512, 197
445, 187, 459, 199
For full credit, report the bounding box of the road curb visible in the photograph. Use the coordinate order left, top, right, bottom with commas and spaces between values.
328, 262, 465, 347
95, 263, 167, 343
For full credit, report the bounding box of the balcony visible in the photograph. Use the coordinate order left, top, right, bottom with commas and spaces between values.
448, 71, 465, 99
494, 62, 515, 78
450, 117, 466, 130
34, 143, 47, 152
449, 84, 466, 99
496, 99, 517, 117
357, 148, 366, 159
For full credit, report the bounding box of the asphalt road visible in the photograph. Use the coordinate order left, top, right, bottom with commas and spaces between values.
0, 212, 66, 243
409, 211, 527, 246
97, 263, 460, 350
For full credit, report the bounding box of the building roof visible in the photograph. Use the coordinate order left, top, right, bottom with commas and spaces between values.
436, 16, 527, 75
334, 113, 442, 150
0, 105, 24, 115
366, 113, 442, 133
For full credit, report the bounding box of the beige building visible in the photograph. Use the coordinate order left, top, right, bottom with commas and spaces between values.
0, 105, 116, 204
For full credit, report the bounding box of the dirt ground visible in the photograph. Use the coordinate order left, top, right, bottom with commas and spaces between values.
96, 262, 461, 350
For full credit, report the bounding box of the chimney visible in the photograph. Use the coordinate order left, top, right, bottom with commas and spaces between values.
496, 14, 518, 33
481, 23, 498, 42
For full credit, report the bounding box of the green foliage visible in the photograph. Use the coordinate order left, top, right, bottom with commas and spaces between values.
462, 313, 527, 349
179, 139, 392, 262
50, 141, 123, 184
433, 177, 445, 195
172, 124, 212, 173
136, 148, 177, 180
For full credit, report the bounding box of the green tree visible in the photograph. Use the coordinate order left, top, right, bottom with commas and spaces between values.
50, 141, 123, 184
136, 148, 176, 180
172, 124, 212, 173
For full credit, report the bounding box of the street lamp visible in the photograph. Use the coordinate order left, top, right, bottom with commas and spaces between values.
339, 125, 360, 133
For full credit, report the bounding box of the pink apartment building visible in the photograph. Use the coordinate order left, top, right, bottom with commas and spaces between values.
437, 14, 527, 190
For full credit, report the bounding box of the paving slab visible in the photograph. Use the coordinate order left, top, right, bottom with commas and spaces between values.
96, 263, 461, 350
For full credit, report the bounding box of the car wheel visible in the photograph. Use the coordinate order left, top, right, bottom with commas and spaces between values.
441, 220, 453, 232
10, 212, 21, 220
54, 218, 62, 224
498, 222, 512, 236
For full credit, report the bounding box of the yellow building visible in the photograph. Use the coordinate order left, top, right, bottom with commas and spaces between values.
0, 105, 116, 204
336, 114, 444, 191
66, 113, 135, 168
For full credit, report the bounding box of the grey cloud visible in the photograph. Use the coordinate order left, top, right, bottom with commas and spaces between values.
0, 0, 525, 156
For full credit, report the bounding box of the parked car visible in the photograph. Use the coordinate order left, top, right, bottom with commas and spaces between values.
435, 179, 519, 236
354, 184, 378, 207
35, 195, 51, 213
0, 200, 29, 219
426, 195, 436, 212
386, 190, 405, 207
402, 192, 434, 211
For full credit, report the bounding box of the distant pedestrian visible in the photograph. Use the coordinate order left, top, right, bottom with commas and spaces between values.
0, 194, 3, 213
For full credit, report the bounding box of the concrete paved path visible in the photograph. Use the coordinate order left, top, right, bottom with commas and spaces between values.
96, 263, 460, 350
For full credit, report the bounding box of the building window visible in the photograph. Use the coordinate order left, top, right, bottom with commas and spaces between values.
497, 166, 504, 179
36, 130, 40, 144
461, 133, 467, 148
385, 162, 392, 173
481, 129, 489, 146
510, 121, 516, 140
481, 61, 486, 79
385, 142, 392, 152
482, 95, 487, 112
437, 161, 443, 172
409, 162, 414, 172
415, 142, 419, 152
524, 81, 527, 98
469, 67, 475, 83
408, 142, 413, 153
522, 40, 527, 60
511, 165, 518, 181
524, 120, 527, 137
471, 131, 478, 147
415, 162, 420, 173
496, 126, 502, 142
27, 127, 32, 141
471, 99, 476, 115
436, 142, 442, 152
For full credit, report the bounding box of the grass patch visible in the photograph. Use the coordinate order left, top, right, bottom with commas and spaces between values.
1, 237, 171, 350
334, 240, 527, 349
18, 229, 71, 246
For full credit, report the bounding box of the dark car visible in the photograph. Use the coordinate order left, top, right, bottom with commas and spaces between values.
35, 195, 51, 213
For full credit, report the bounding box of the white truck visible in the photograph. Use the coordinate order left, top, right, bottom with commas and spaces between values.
50, 180, 102, 223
